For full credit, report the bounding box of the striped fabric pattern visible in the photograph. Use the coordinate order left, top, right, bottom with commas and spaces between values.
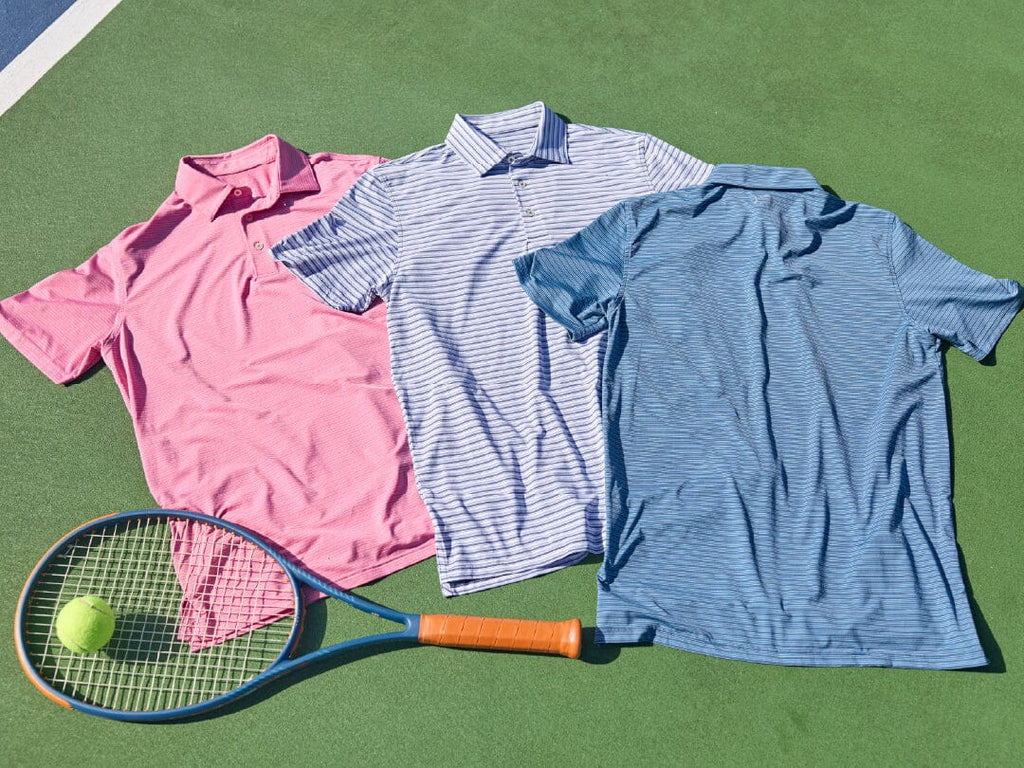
272, 103, 712, 596
515, 164, 1023, 667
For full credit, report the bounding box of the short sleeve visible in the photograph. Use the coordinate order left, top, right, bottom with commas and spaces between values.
271, 171, 399, 312
642, 134, 713, 193
514, 201, 632, 341
888, 216, 1023, 361
0, 245, 123, 384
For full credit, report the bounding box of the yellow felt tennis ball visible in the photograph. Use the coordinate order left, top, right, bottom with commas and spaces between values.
54, 595, 116, 654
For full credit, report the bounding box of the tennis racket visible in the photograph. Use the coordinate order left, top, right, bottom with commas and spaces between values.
16, 509, 582, 721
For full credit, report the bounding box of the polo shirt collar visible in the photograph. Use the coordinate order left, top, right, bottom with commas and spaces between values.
176, 135, 320, 221
446, 102, 570, 175
707, 164, 820, 191
703, 165, 855, 260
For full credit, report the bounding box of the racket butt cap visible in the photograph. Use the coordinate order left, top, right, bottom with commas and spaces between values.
563, 617, 582, 659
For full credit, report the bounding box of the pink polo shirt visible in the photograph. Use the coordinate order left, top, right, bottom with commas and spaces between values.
0, 136, 436, 645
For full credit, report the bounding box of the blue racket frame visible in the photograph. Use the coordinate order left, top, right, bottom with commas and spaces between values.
16, 509, 423, 722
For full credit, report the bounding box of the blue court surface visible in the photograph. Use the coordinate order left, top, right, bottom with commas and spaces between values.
0, 0, 76, 69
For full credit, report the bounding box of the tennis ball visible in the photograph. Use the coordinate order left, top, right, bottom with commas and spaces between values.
54, 595, 116, 654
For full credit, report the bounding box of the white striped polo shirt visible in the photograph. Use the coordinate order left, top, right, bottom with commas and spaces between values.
272, 102, 712, 595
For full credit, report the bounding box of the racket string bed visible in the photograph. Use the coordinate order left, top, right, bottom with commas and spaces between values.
129, 518, 177, 711
36, 534, 120, 698
19, 514, 297, 714
104, 518, 181, 711
182, 530, 288, 705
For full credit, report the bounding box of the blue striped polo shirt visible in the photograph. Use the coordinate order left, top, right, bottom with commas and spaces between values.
271, 103, 712, 595
515, 165, 1022, 667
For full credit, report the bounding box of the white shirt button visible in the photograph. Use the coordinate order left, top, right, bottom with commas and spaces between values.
524, 209, 536, 217
517, 180, 528, 189
254, 241, 265, 250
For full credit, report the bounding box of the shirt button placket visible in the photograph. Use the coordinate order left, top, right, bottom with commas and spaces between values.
510, 161, 538, 229
239, 209, 265, 278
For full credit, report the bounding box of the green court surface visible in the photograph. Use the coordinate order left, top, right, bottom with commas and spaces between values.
1, 1, 1022, 765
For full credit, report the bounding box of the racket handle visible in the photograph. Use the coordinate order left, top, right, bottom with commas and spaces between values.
418, 614, 582, 659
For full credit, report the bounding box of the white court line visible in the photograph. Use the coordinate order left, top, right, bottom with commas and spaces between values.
0, 0, 124, 118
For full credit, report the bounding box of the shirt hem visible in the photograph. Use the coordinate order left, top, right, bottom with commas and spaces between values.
594, 623, 990, 670
966, 283, 1023, 361
0, 312, 71, 383
440, 542, 600, 597
331, 539, 437, 589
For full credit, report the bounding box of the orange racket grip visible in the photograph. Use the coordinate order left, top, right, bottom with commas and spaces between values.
418, 614, 582, 659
